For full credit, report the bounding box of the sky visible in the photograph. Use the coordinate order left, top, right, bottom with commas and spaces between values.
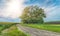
0, 0, 60, 22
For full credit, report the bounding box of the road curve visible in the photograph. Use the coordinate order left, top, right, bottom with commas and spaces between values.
16, 24, 60, 36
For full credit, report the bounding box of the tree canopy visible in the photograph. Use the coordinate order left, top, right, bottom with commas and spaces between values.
20, 6, 46, 24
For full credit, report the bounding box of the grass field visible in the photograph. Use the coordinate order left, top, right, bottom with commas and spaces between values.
21, 24, 60, 33
0, 22, 16, 33
0, 22, 29, 36
1, 26, 28, 36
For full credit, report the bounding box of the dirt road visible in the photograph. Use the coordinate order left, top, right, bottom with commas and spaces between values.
17, 24, 60, 36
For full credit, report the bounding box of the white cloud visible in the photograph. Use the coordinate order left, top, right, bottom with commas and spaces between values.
0, 0, 25, 19
0, 0, 59, 19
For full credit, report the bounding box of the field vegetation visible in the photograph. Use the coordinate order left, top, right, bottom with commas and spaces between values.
0, 22, 29, 36
21, 24, 60, 33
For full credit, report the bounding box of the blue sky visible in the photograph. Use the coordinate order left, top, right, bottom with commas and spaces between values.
0, 0, 60, 22
24, 0, 60, 22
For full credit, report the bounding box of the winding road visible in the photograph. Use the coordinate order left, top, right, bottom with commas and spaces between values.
16, 24, 60, 36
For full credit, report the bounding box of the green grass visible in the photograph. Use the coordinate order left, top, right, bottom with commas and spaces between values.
21, 24, 60, 33
0, 23, 16, 33
0, 22, 29, 36
1, 26, 29, 36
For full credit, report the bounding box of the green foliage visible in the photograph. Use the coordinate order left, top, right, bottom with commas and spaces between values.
1, 26, 28, 36
0, 22, 17, 33
20, 6, 46, 24
0, 22, 29, 36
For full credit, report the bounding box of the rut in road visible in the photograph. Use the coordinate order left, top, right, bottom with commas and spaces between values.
16, 24, 60, 36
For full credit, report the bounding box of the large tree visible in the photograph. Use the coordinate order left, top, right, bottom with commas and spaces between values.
20, 6, 46, 24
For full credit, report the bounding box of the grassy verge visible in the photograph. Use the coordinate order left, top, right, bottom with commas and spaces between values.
1, 26, 29, 36
0, 23, 16, 33
0, 22, 29, 36
21, 24, 60, 33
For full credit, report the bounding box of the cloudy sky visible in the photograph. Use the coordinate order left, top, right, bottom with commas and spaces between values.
0, 0, 60, 22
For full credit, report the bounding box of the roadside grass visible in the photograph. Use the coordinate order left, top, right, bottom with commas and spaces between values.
21, 24, 60, 33
0, 23, 16, 33
1, 26, 29, 36
0, 22, 29, 36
